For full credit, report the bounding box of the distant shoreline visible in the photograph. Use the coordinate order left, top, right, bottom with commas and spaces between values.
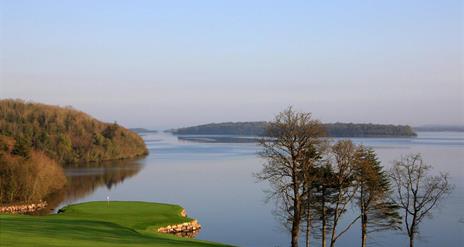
167, 121, 418, 138
413, 126, 464, 132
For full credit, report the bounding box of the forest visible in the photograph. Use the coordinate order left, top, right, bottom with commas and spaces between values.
169, 121, 417, 137
0, 99, 147, 165
0, 99, 148, 204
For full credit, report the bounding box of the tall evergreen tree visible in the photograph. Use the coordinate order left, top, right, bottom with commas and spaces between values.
311, 164, 338, 247
355, 146, 401, 247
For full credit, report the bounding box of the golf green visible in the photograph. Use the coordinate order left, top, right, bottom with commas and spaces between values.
0, 201, 231, 247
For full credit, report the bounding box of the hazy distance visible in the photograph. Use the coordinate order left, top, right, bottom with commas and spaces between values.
1, 0, 463, 129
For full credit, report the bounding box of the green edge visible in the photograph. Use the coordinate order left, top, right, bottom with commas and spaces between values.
0, 201, 233, 247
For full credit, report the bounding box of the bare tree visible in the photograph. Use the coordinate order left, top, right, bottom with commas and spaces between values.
390, 154, 453, 247
328, 140, 360, 247
256, 107, 326, 247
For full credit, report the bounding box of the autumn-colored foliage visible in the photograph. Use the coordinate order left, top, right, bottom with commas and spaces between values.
0, 99, 148, 165
0, 135, 66, 204
0, 99, 148, 204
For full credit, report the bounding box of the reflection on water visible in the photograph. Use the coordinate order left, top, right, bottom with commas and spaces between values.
43, 132, 464, 246
177, 135, 260, 143
39, 159, 144, 214
173, 229, 201, 238
170, 229, 200, 238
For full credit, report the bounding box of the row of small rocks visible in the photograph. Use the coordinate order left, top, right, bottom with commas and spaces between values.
157, 220, 202, 237
0, 201, 48, 214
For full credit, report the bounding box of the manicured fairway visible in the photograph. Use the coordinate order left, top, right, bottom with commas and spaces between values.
0, 201, 231, 247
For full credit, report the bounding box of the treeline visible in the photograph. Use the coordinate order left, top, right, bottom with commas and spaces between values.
257, 108, 452, 247
129, 128, 158, 133
414, 124, 464, 132
169, 121, 417, 137
326, 122, 416, 137
169, 121, 268, 136
0, 99, 148, 165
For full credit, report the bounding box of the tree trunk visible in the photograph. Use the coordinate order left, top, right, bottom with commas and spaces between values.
321, 188, 326, 247
361, 222, 367, 247
361, 201, 367, 247
291, 181, 301, 247
409, 213, 417, 247
292, 206, 301, 247
305, 211, 311, 247
329, 219, 336, 247
408, 224, 415, 247
322, 219, 326, 247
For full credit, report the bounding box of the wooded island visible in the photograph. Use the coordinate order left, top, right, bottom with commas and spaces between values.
168, 121, 417, 137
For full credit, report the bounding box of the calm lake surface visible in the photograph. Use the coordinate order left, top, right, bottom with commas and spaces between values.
49, 132, 464, 247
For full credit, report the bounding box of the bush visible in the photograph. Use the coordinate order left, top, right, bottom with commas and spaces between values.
0, 136, 66, 204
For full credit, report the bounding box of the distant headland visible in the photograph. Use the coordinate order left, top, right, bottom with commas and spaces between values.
0, 99, 148, 205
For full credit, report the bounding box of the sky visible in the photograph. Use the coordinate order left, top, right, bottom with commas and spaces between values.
0, 0, 463, 129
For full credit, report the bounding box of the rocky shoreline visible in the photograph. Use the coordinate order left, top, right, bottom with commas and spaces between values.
0, 201, 48, 214
157, 209, 202, 238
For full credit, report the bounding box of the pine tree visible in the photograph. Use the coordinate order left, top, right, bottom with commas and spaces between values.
311, 164, 338, 247
354, 146, 401, 247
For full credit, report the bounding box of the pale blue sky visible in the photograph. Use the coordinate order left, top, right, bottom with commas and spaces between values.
1, 0, 463, 129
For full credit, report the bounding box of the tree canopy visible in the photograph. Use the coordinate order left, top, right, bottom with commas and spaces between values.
0, 99, 148, 166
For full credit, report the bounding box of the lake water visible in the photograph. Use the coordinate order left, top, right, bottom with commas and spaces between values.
47, 132, 464, 247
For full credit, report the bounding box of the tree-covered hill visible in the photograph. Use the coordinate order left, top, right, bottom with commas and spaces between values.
168, 121, 417, 137
0, 99, 148, 166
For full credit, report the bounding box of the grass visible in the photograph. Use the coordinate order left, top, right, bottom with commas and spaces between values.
0, 201, 232, 247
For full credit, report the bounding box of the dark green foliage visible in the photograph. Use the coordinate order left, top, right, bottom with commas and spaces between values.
354, 147, 401, 246
102, 123, 118, 139
170, 122, 417, 137
11, 137, 31, 158
0, 99, 148, 166
171, 121, 268, 136
311, 164, 339, 234
326, 123, 416, 137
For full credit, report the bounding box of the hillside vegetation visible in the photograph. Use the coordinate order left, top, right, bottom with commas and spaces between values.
169, 121, 417, 137
0, 136, 66, 204
0, 99, 148, 165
